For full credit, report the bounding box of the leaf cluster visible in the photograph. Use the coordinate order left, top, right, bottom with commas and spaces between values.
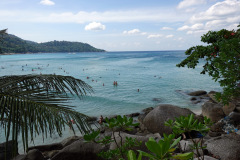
0, 74, 93, 154
128, 134, 193, 160
84, 115, 141, 160
176, 25, 240, 104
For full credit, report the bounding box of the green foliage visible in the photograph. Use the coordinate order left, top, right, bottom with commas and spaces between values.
176, 25, 240, 104
0, 33, 105, 54
105, 115, 140, 130
165, 114, 212, 160
0, 74, 93, 155
127, 134, 193, 160
83, 115, 141, 160
165, 114, 211, 135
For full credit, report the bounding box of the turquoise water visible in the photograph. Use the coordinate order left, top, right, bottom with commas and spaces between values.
0, 51, 221, 151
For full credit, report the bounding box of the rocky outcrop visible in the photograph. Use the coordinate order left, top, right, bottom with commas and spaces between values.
51, 139, 108, 160
143, 104, 194, 134
202, 101, 225, 122
188, 90, 207, 96
205, 134, 240, 160
25, 149, 45, 160
223, 102, 236, 115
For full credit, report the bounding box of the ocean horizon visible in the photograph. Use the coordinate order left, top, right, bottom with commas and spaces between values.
0, 50, 221, 152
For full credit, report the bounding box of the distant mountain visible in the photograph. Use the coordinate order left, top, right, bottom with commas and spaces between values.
0, 34, 105, 54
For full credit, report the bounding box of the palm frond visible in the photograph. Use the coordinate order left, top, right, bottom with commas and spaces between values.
0, 74, 94, 154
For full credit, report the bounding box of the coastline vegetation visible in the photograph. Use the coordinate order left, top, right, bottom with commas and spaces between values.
0, 33, 105, 54
177, 25, 240, 104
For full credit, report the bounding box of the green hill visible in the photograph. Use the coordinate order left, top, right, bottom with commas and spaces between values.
0, 34, 105, 54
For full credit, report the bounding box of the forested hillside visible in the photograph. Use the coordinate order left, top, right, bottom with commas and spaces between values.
0, 34, 105, 54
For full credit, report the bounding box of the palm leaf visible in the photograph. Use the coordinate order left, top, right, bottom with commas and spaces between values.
0, 74, 94, 154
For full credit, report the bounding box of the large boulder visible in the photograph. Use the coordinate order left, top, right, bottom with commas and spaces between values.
51, 139, 107, 160
223, 102, 236, 115
205, 134, 240, 160
25, 149, 45, 160
28, 142, 62, 152
202, 101, 225, 122
110, 132, 160, 152
188, 90, 207, 96
143, 104, 194, 134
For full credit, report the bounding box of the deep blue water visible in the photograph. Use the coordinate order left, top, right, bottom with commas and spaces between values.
0, 51, 221, 150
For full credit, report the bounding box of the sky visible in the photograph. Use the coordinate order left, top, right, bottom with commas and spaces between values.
0, 0, 239, 51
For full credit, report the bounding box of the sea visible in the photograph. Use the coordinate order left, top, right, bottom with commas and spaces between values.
0, 51, 221, 152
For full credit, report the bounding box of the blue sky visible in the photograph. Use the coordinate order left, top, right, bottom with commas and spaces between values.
0, 0, 239, 51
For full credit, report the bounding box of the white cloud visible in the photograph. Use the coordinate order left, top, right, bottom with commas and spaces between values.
189, 0, 240, 28
0, 8, 189, 24
40, 0, 55, 6
177, 25, 190, 31
85, 22, 106, 31
177, 0, 206, 9
161, 27, 173, 30
147, 34, 163, 38
123, 29, 140, 34
177, 0, 240, 34
166, 35, 174, 38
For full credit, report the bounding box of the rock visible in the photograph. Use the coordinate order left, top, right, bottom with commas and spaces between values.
179, 140, 193, 152
110, 132, 149, 152
208, 91, 217, 94
209, 121, 224, 137
152, 98, 162, 102
143, 104, 194, 134
86, 116, 98, 122
12, 154, 27, 160
236, 107, 240, 112
0, 140, 18, 160
202, 101, 225, 122
52, 139, 107, 160
193, 155, 218, 160
205, 134, 240, 160
138, 114, 146, 123
61, 136, 81, 148
229, 112, 240, 126
210, 122, 224, 132
42, 150, 59, 159
25, 149, 45, 160
190, 97, 197, 101
223, 102, 236, 115
141, 107, 154, 114
193, 100, 201, 104
126, 112, 140, 117
188, 90, 207, 96
145, 133, 161, 141
208, 131, 222, 137
28, 142, 62, 152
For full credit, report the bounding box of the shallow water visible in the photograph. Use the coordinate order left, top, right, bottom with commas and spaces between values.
0, 51, 221, 152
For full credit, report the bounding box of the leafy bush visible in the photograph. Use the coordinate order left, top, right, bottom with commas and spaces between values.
84, 115, 141, 160
177, 25, 240, 104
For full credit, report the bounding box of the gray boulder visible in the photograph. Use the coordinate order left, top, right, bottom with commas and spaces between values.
25, 149, 45, 160
110, 132, 153, 152
28, 142, 62, 152
229, 112, 240, 126
202, 101, 225, 122
194, 155, 218, 160
60, 136, 81, 148
52, 139, 107, 160
223, 102, 236, 115
205, 134, 240, 160
143, 104, 194, 134
188, 90, 207, 96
